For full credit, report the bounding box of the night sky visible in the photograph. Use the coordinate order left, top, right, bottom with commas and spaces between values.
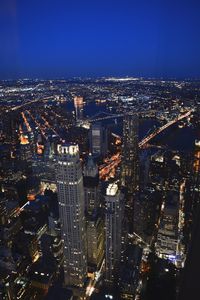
1, 0, 200, 79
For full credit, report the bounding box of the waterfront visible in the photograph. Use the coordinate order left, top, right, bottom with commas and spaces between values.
66, 100, 198, 153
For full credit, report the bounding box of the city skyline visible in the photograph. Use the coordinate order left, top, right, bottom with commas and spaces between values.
1, 1, 200, 299
0, 78, 200, 299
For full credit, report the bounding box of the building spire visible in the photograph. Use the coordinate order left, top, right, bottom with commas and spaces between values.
84, 154, 98, 177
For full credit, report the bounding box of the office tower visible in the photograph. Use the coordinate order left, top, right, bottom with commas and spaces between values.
48, 213, 64, 271
105, 183, 124, 285
121, 113, 139, 233
20, 134, 32, 161
178, 192, 200, 300
83, 154, 100, 213
56, 144, 87, 289
178, 142, 200, 297
0, 192, 22, 245
121, 113, 139, 193
149, 151, 165, 182
89, 123, 108, 158
86, 216, 104, 274
177, 140, 200, 299
184, 141, 200, 243
74, 96, 84, 122
156, 191, 179, 264
2, 112, 18, 144
44, 140, 54, 161
119, 245, 143, 299
83, 155, 104, 274
134, 186, 161, 244
191, 140, 200, 208
139, 151, 150, 189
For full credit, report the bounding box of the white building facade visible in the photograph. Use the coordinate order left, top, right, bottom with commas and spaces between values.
56, 144, 87, 288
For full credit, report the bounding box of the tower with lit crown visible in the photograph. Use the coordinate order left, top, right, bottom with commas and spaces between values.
74, 96, 84, 122
105, 183, 124, 285
56, 144, 87, 289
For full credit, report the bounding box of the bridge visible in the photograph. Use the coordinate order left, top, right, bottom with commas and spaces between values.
88, 111, 123, 123
89, 109, 193, 148
6, 96, 54, 113
139, 110, 193, 148
88, 110, 156, 123
99, 109, 193, 180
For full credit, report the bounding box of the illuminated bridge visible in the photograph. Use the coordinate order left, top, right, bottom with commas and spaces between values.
7, 96, 53, 112
88, 111, 123, 123
99, 110, 193, 180
94, 109, 193, 180
139, 110, 193, 148
88, 110, 156, 123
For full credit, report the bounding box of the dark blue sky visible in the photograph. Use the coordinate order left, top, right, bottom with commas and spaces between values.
1, 0, 200, 79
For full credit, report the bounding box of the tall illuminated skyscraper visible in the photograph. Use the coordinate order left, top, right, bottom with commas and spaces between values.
74, 96, 84, 122
56, 144, 87, 290
89, 123, 108, 158
191, 140, 200, 210
83, 154, 100, 213
20, 134, 32, 161
155, 191, 179, 262
178, 142, 200, 300
121, 113, 139, 194
105, 183, 124, 285
121, 113, 139, 233
83, 155, 104, 275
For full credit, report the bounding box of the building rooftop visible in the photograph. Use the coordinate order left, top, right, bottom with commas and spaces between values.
106, 183, 118, 196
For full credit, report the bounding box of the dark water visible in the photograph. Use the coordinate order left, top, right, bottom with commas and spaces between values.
66, 101, 108, 117
156, 126, 197, 152
66, 101, 198, 153
140, 121, 198, 152
139, 119, 160, 139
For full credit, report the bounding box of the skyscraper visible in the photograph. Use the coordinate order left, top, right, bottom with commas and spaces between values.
74, 96, 84, 123
156, 191, 179, 263
121, 113, 139, 233
83, 155, 104, 275
191, 140, 200, 210
105, 183, 124, 285
56, 144, 87, 290
121, 113, 139, 194
178, 140, 200, 299
83, 154, 100, 213
134, 186, 161, 244
20, 134, 32, 162
89, 123, 108, 158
